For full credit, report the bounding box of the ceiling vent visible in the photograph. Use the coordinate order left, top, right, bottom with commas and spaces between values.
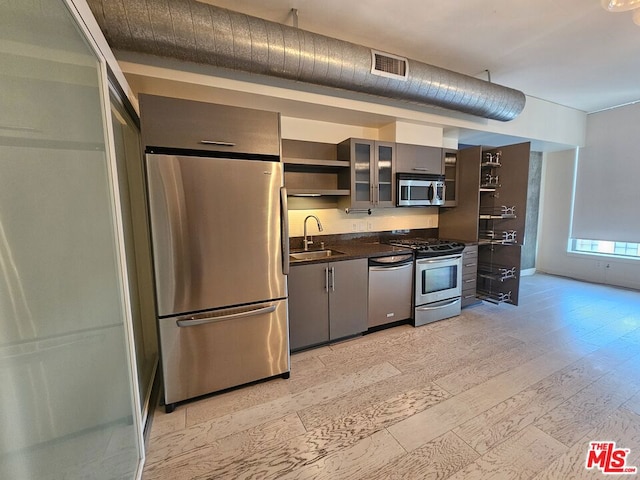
371, 50, 408, 80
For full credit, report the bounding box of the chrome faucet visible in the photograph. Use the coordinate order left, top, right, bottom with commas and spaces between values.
303, 215, 323, 251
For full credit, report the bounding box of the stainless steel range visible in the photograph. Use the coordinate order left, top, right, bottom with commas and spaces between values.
388, 238, 465, 326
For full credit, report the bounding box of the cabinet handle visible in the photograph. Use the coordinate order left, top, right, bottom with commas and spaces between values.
200, 140, 236, 147
331, 266, 336, 292
325, 267, 329, 293
464, 279, 475, 283
464, 263, 477, 267
412, 167, 430, 171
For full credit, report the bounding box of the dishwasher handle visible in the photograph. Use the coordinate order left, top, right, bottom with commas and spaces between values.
369, 263, 413, 272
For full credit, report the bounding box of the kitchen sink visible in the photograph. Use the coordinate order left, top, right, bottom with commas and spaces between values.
289, 249, 345, 261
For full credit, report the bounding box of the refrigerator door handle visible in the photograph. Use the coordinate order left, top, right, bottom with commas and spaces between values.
176, 304, 277, 327
280, 186, 290, 275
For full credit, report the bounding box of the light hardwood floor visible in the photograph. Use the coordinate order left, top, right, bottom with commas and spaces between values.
143, 274, 640, 479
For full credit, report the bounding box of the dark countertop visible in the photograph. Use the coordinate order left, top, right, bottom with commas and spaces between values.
289, 242, 412, 265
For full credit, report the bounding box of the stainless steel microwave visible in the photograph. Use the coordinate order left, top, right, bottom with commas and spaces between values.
396, 173, 445, 206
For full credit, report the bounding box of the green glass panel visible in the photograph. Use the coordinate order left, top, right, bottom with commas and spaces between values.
0, 1, 141, 478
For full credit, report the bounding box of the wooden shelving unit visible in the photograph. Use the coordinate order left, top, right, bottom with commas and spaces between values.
439, 143, 531, 307
282, 139, 351, 198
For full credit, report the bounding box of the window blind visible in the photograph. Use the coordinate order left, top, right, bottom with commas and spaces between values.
571, 103, 640, 243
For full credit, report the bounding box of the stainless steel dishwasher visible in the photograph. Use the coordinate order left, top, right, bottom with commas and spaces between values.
368, 253, 414, 328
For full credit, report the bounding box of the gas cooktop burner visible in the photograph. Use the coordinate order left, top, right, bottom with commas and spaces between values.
388, 238, 465, 257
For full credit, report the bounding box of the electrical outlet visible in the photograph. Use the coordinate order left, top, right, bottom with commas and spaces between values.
352, 222, 358, 232
367, 221, 373, 231
358, 221, 366, 232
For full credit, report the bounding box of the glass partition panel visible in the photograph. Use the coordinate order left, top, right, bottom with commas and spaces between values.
0, 1, 141, 478
110, 92, 158, 422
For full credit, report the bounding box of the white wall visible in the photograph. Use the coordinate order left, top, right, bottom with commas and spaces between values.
537, 149, 640, 290
118, 54, 586, 150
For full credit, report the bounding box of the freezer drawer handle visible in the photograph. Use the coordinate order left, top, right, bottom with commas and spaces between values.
416, 298, 461, 311
199, 140, 236, 147
176, 304, 277, 327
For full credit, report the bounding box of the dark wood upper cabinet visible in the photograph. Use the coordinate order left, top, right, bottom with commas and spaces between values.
395, 143, 443, 175
439, 146, 482, 242
139, 94, 280, 156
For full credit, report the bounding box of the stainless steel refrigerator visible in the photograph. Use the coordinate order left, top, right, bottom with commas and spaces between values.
145, 153, 289, 412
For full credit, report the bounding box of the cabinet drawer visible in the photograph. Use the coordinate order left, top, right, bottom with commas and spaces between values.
462, 246, 478, 274
461, 291, 479, 307
462, 247, 478, 259
462, 273, 477, 288
140, 94, 280, 156
462, 260, 477, 273
462, 284, 477, 294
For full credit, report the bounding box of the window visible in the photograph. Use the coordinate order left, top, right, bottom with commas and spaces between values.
571, 104, 640, 245
571, 239, 640, 259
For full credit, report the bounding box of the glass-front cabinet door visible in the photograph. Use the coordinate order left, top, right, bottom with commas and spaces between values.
443, 149, 458, 207
376, 141, 396, 207
0, 1, 143, 479
352, 139, 373, 208
339, 138, 396, 209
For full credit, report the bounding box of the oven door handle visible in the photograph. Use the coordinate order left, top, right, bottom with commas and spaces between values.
416, 298, 461, 311
417, 254, 462, 264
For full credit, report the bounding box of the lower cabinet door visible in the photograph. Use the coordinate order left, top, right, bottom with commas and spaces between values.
289, 258, 368, 350
288, 263, 330, 351
329, 259, 368, 340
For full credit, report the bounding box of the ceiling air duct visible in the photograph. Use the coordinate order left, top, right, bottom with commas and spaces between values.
87, 0, 526, 121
